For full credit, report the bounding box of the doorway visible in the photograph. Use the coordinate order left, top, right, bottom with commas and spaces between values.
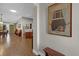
9, 24, 16, 34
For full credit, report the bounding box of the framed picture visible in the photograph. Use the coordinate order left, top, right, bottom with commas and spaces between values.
26, 24, 30, 29
0, 22, 3, 32
48, 3, 72, 37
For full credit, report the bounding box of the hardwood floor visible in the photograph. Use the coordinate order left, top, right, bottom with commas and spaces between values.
0, 33, 34, 56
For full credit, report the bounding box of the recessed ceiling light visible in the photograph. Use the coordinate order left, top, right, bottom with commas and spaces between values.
10, 10, 16, 13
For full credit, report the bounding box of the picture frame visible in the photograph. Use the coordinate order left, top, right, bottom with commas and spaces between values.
0, 22, 3, 32
48, 3, 72, 37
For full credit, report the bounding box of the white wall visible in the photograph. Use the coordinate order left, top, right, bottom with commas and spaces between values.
39, 3, 79, 56
21, 17, 33, 26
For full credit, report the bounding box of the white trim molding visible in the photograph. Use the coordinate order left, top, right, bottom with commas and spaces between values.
33, 49, 38, 55
33, 49, 45, 56
38, 51, 45, 56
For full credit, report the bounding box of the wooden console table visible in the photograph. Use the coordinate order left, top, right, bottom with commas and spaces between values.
24, 32, 33, 39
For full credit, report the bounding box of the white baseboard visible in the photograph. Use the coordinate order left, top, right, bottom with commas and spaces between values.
33, 49, 45, 56
33, 49, 38, 55
39, 51, 45, 56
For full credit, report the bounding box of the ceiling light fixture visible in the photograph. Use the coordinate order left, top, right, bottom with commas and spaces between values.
10, 10, 16, 13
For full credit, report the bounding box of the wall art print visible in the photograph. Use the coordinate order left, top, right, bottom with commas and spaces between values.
48, 3, 72, 37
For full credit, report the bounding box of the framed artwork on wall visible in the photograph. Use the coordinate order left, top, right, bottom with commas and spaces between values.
0, 22, 3, 32
48, 3, 72, 37
0, 14, 3, 32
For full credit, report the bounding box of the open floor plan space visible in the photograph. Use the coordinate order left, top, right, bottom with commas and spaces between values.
0, 3, 35, 56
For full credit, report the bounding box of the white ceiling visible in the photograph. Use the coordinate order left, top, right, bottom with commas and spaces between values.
0, 3, 34, 23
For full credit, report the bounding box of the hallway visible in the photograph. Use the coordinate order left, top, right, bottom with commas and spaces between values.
0, 33, 34, 56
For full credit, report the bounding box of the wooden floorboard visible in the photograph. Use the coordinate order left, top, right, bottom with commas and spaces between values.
0, 33, 34, 56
